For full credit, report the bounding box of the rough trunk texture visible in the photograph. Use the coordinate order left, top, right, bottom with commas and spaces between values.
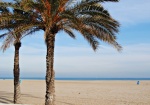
13, 42, 21, 104
45, 31, 55, 105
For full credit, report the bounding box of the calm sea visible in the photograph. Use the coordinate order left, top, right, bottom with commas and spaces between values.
0, 77, 150, 80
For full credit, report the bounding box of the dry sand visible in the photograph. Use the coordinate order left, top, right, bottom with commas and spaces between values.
0, 80, 150, 105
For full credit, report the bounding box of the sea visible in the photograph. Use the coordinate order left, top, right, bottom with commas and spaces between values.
0, 77, 150, 81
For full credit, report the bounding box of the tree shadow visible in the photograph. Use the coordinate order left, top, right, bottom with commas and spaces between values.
21, 93, 44, 99
56, 100, 75, 105
0, 91, 43, 104
0, 91, 75, 105
0, 91, 13, 104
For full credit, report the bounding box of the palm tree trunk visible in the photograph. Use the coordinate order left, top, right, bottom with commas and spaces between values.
45, 31, 55, 105
13, 42, 21, 104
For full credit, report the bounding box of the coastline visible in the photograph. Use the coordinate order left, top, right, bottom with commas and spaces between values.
1, 78, 150, 80
0, 80, 150, 105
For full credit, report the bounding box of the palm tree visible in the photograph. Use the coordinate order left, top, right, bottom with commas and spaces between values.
0, 32, 22, 104
0, 6, 21, 104
0, 3, 36, 103
0, 0, 121, 105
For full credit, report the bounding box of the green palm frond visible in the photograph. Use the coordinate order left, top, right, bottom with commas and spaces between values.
0, 7, 9, 13
76, 5, 111, 18
0, 0, 121, 51
20, 27, 41, 40
80, 31, 99, 51
1, 32, 14, 51
0, 33, 9, 40
0, 2, 22, 11
21, 0, 45, 13
67, 0, 118, 11
11, 23, 42, 38
63, 27, 76, 39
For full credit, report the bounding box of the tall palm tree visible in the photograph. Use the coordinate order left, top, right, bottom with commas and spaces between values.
0, 32, 22, 104
0, 6, 21, 104
0, 3, 36, 103
0, 0, 121, 105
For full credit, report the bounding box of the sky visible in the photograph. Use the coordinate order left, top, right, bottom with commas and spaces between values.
0, 0, 150, 78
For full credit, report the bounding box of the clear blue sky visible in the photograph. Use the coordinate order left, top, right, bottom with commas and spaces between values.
0, 0, 150, 78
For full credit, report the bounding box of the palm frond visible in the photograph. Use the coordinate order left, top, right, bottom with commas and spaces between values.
21, 27, 41, 40
1, 32, 14, 51
76, 5, 111, 18
80, 31, 99, 51
0, 33, 8, 40
63, 27, 76, 39
0, 0, 121, 51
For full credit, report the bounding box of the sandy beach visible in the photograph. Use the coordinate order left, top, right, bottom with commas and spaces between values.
0, 80, 150, 105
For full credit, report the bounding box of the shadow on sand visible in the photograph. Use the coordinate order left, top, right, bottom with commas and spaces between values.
0, 91, 13, 104
0, 91, 42, 104
0, 91, 75, 105
56, 101, 75, 105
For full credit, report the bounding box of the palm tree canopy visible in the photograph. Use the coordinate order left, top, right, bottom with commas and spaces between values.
0, 0, 121, 51
0, 1, 40, 51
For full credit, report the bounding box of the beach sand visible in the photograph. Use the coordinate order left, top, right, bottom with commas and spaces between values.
0, 80, 150, 105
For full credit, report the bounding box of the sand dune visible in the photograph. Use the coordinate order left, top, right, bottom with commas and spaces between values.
0, 80, 150, 105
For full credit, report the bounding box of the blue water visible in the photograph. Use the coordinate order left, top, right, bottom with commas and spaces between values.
1, 77, 150, 80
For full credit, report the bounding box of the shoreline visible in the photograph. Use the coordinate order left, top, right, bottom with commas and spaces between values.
0, 78, 150, 81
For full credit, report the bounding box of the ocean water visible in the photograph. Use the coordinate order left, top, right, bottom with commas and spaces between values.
1, 77, 150, 80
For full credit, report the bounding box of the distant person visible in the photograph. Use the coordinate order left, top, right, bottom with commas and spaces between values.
19, 79, 22, 84
137, 81, 140, 85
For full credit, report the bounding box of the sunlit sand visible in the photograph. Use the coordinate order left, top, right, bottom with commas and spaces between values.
0, 80, 150, 105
